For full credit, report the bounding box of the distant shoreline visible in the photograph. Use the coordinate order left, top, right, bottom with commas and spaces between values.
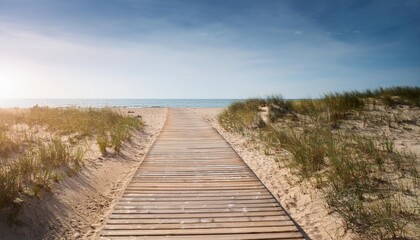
0, 99, 238, 109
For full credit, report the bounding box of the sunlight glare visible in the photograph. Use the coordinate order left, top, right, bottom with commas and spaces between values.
0, 64, 24, 98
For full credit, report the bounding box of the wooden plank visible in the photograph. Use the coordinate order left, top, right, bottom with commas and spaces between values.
111, 207, 282, 214
121, 192, 269, 197
106, 215, 292, 224
119, 189, 267, 194
114, 203, 280, 209
100, 108, 306, 239
101, 226, 299, 236
118, 196, 273, 202
116, 199, 278, 205
109, 211, 286, 219
100, 232, 304, 239
120, 187, 266, 191
103, 220, 295, 230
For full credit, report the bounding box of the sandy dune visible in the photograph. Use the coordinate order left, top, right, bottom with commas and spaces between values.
193, 105, 420, 239
2, 106, 417, 239
0, 108, 167, 239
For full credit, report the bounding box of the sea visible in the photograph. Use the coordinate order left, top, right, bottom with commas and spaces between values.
0, 99, 239, 108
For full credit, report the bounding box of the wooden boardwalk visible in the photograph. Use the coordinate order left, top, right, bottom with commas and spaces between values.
101, 108, 307, 239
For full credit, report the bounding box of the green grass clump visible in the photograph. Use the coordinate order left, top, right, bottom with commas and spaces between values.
262, 126, 329, 177
0, 126, 19, 158
324, 91, 365, 112
218, 98, 265, 132
96, 133, 108, 155
0, 138, 85, 211
289, 91, 365, 122
1, 107, 143, 155
218, 86, 420, 239
290, 99, 322, 116
266, 126, 418, 238
26, 106, 142, 135
218, 96, 291, 133
0, 166, 21, 210
0, 107, 143, 217
110, 123, 132, 153
18, 138, 85, 193
322, 91, 365, 120
10, 138, 84, 195
222, 87, 419, 127
356, 86, 420, 107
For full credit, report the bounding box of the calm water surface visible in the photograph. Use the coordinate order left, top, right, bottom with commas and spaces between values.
0, 99, 238, 108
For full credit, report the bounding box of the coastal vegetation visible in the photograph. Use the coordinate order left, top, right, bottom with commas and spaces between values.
218, 86, 420, 239
0, 107, 143, 221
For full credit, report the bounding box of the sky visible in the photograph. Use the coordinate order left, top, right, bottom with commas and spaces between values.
0, 0, 419, 99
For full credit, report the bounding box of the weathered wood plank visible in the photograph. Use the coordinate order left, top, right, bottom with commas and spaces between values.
106, 215, 291, 224
103, 220, 295, 230
116, 199, 278, 205
101, 226, 299, 236
114, 203, 280, 209
100, 108, 307, 239
100, 232, 304, 239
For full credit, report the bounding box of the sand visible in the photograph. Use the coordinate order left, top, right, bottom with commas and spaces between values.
0, 108, 167, 240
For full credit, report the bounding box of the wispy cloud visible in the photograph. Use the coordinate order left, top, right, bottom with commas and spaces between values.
0, 0, 419, 99
0, 25, 268, 98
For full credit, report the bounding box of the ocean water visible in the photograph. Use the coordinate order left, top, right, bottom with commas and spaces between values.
0, 99, 238, 108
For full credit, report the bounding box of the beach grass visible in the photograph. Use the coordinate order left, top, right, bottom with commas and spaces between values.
0, 107, 143, 217
218, 86, 420, 239
0, 125, 19, 158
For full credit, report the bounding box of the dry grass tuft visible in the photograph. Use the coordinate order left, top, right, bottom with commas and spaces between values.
0, 107, 143, 219
219, 86, 420, 239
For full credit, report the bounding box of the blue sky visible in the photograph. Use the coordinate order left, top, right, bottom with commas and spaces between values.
0, 0, 419, 99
